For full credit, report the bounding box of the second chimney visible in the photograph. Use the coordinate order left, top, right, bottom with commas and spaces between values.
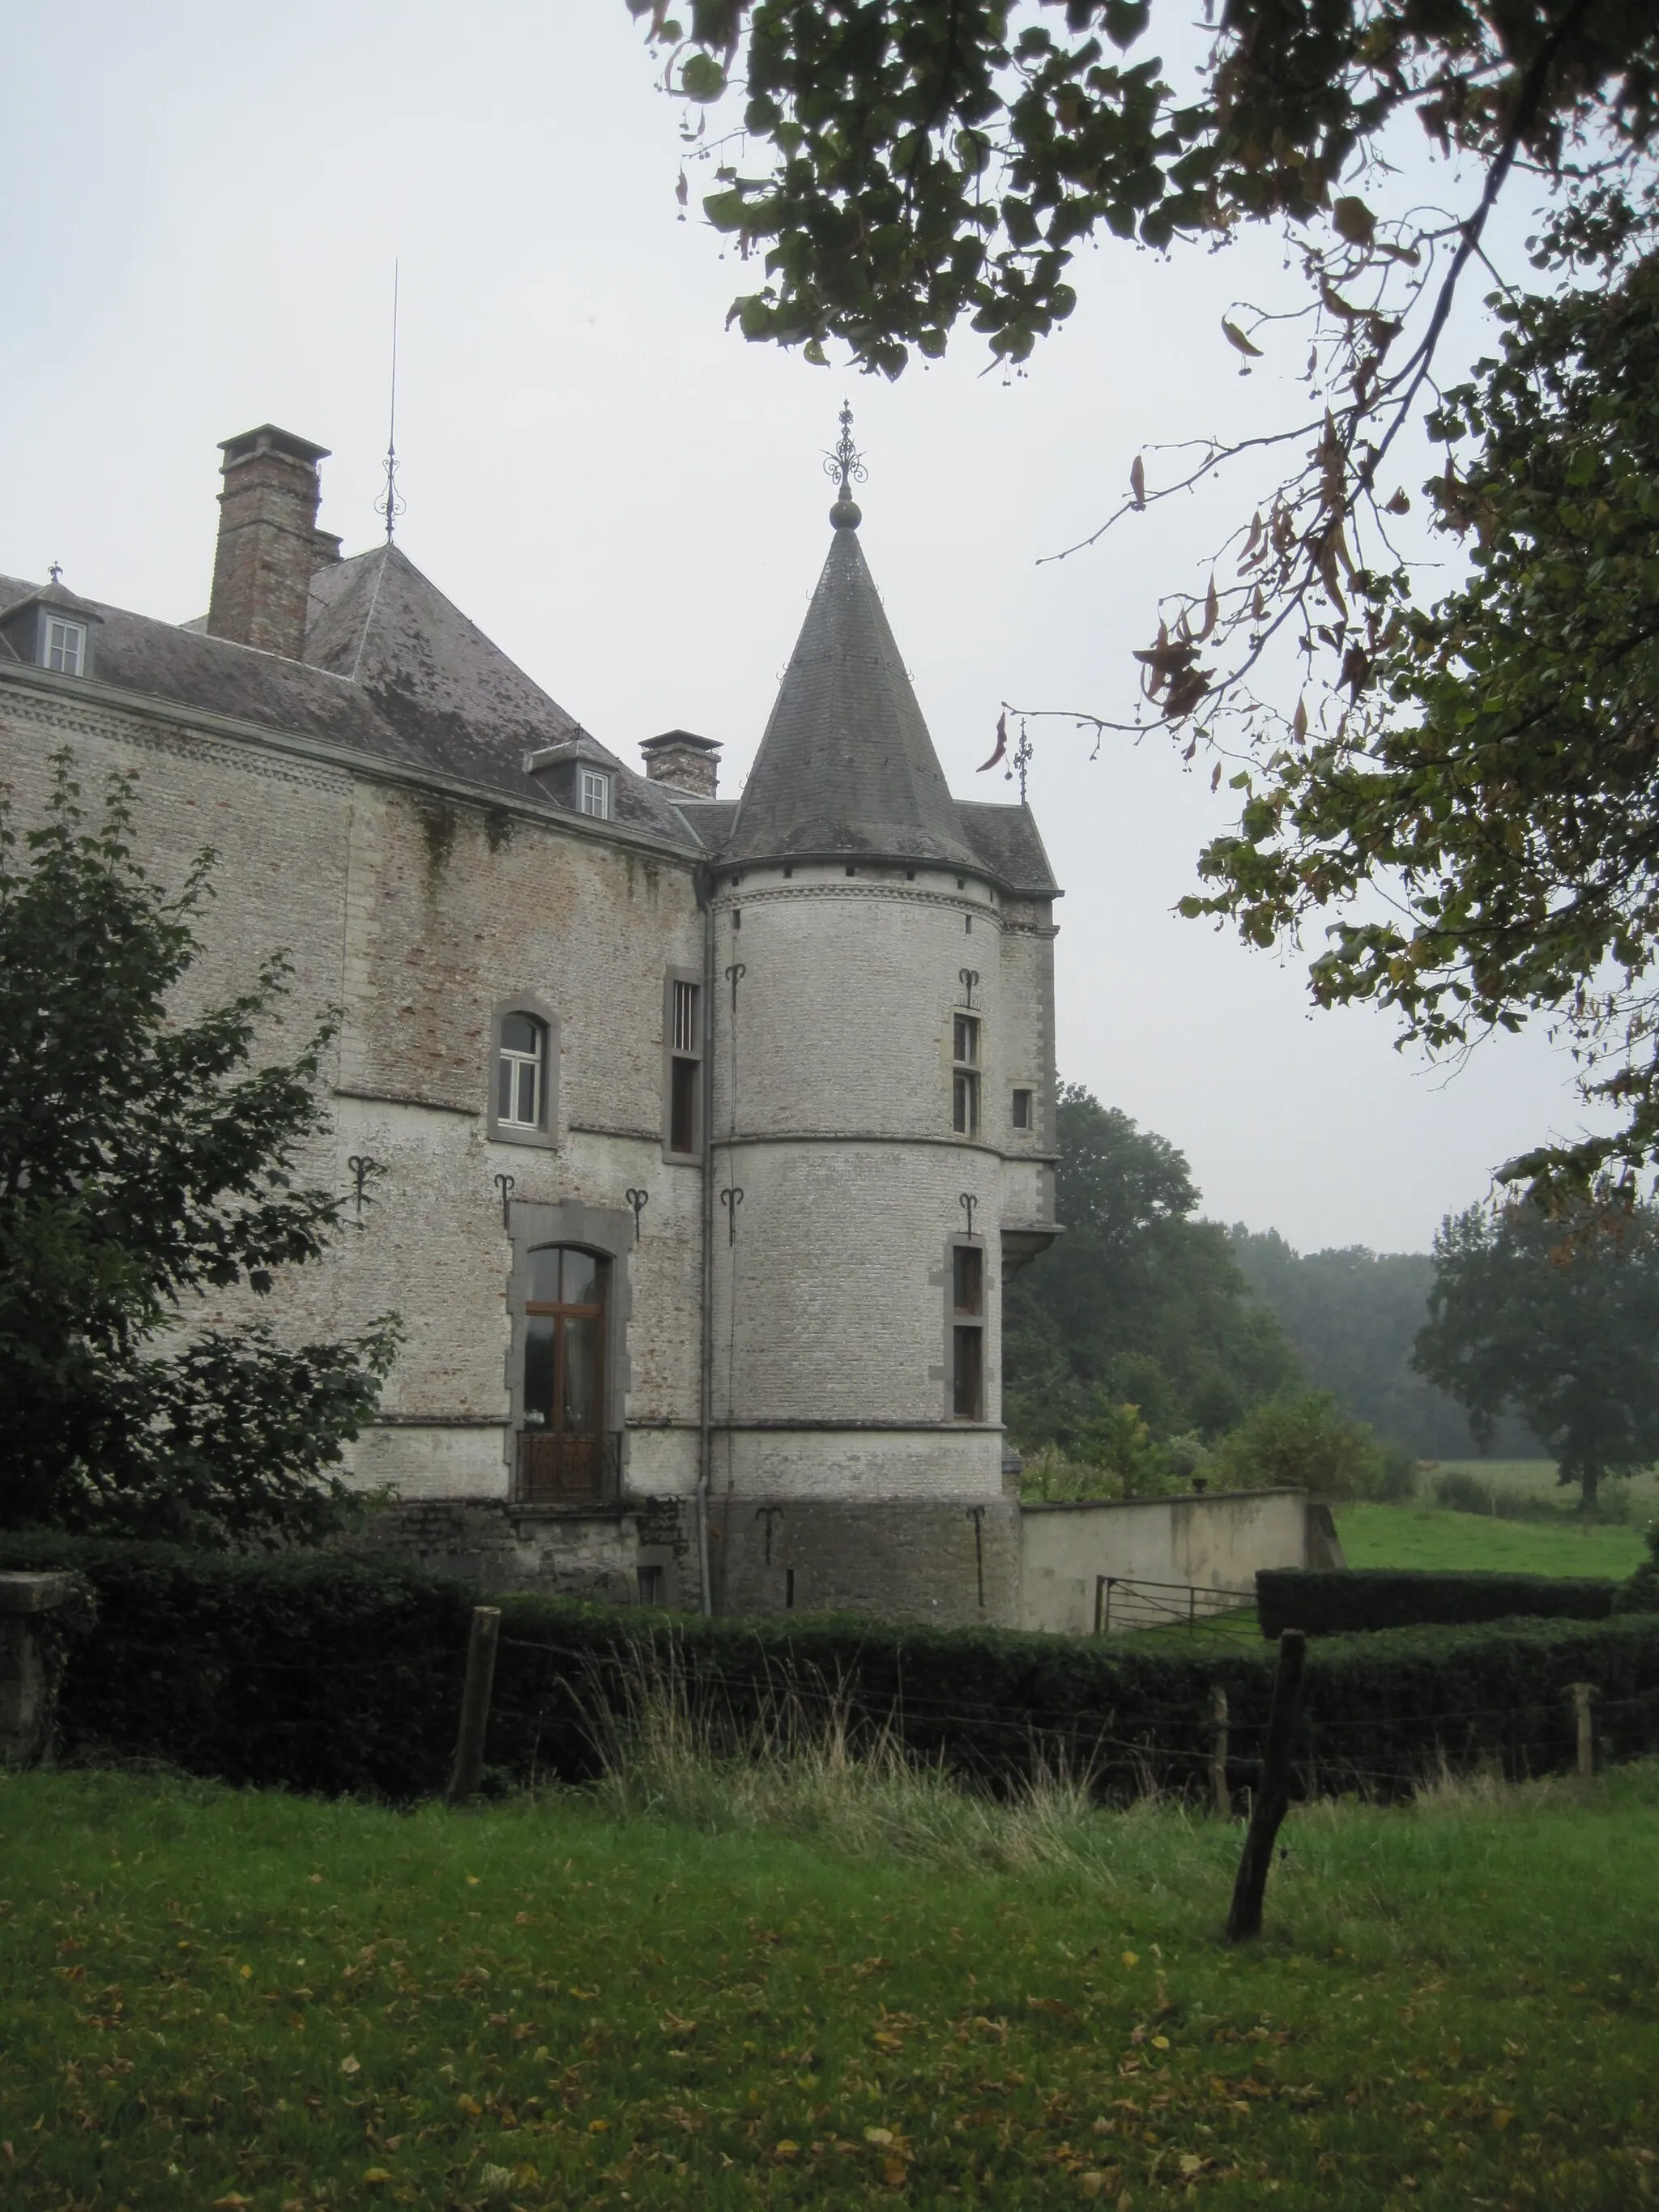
639, 729, 722, 799
206, 425, 332, 658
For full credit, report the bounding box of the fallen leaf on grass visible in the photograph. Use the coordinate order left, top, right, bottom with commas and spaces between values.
362, 2170, 391, 2185
882, 2159, 907, 2187
864, 2128, 895, 2148
339, 2056, 360, 2076
774, 2141, 800, 2162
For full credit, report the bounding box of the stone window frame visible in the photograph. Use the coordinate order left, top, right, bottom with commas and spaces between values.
487, 994, 561, 1152
661, 965, 704, 1164
944, 1233, 988, 1424
503, 1197, 635, 1498
1010, 1085, 1034, 1133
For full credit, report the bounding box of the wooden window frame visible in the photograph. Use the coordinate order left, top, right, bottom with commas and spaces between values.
578, 767, 612, 820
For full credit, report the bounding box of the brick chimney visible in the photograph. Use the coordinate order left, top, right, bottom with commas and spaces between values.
639, 729, 721, 799
206, 425, 333, 658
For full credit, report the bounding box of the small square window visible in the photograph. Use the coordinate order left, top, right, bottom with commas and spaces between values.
578, 769, 612, 819
1012, 1088, 1033, 1131
45, 618, 85, 676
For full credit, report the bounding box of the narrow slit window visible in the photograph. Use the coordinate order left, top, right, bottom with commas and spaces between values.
497, 1013, 546, 1130
1011, 1087, 1033, 1132
666, 975, 702, 1154
952, 1012, 981, 1137
952, 1324, 984, 1421
953, 1243, 983, 1316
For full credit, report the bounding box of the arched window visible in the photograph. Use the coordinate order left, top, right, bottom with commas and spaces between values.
497, 1013, 546, 1131
518, 1245, 609, 1502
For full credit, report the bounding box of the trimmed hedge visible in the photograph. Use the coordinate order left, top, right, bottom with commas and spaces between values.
1258, 1566, 1618, 1639
6, 1535, 1658, 1805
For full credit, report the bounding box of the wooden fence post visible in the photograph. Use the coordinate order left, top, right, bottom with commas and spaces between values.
446, 1606, 502, 1806
1571, 1681, 1594, 1781
1210, 1686, 1230, 1819
1226, 1629, 1306, 1942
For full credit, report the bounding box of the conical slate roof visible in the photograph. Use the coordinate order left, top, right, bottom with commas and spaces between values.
725, 521, 977, 867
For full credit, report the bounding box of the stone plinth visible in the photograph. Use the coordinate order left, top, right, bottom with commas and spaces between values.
0, 1572, 81, 1767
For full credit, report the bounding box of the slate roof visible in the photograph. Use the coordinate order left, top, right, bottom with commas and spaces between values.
0, 530, 1057, 895
725, 525, 979, 869
957, 801, 1059, 897
0, 549, 694, 846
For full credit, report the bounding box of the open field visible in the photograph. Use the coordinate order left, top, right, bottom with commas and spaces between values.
1335, 1501, 1650, 1579
5, 1765, 1659, 2210
1430, 1460, 1659, 1515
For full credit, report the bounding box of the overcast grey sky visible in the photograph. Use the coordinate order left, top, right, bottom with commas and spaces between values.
1, 2, 1602, 1253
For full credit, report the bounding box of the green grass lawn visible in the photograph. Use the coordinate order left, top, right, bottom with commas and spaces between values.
6, 1766, 1659, 2210
1335, 1500, 1650, 1578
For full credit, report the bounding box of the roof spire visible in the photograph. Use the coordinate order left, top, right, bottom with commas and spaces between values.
374, 261, 405, 543
824, 400, 866, 530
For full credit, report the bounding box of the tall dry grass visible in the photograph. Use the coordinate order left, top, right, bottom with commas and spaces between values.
578, 1640, 1147, 1877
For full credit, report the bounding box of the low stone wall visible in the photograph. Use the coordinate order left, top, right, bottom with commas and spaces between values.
710, 1494, 1020, 1628
343, 1497, 700, 1609
1018, 1490, 1308, 1637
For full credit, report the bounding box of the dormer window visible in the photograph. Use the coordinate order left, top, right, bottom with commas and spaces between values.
578, 769, 612, 820
45, 618, 87, 676
0, 580, 103, 680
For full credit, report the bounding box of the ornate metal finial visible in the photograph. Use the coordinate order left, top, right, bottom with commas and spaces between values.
824, 401, 867, 530
374, 261, 405, 543
1013, 717, 1034, 804
48, 561, 62, 586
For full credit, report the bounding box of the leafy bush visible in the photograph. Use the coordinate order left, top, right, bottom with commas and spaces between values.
1376, 1439, 1420, 1502
1616, 1523, 1659, 1615
1208, 1389, 1385, 1498
1258, 1566, 1618, 1639
7, 1535, 1659, 1806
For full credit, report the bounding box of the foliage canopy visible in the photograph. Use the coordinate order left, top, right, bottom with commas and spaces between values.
0, 759, 398, 1548
1002, 1082, 1299, 1447
1415, 1187, 1659, 1508
641, 2, 1659, 1198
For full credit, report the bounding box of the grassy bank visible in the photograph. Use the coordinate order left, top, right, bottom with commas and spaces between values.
5, 1763, 1658, 2210
1335, 1501, 1649, 1578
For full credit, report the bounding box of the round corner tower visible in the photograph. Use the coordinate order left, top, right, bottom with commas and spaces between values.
703, 423, 1061, 1627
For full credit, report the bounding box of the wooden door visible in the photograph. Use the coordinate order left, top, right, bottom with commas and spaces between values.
518, 1246, 608, 1502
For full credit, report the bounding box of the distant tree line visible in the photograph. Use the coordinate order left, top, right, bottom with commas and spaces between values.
1003, 1084, 1546, 1473
1228, 1233, 1541, 1463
